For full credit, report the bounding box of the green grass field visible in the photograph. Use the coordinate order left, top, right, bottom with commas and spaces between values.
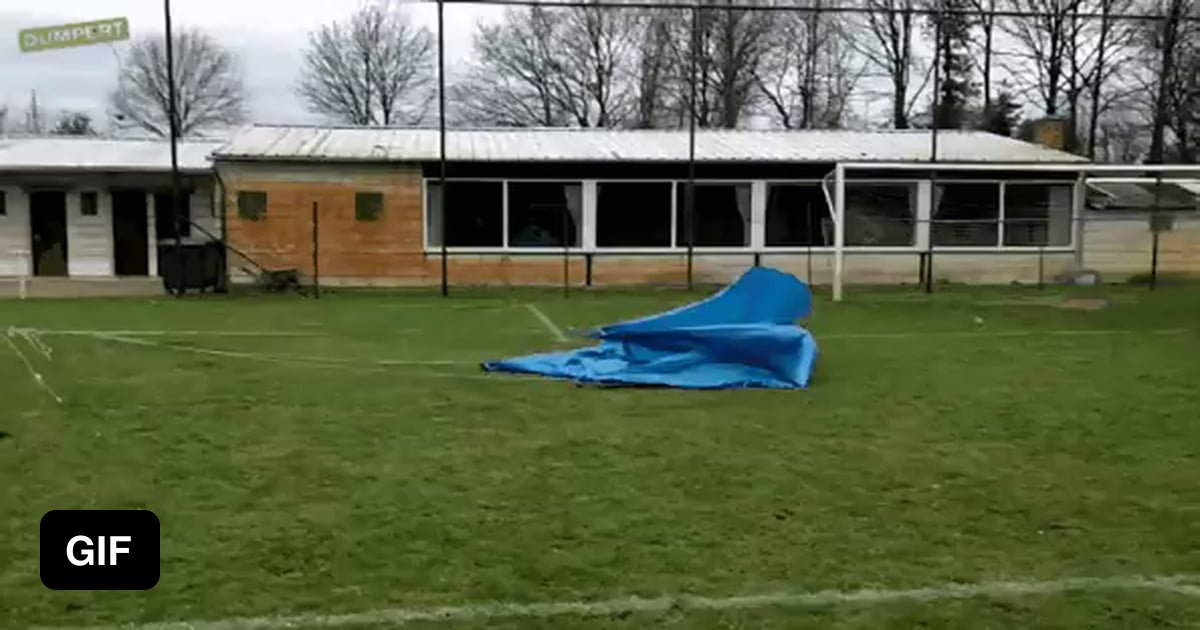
2, 283, 1200, 628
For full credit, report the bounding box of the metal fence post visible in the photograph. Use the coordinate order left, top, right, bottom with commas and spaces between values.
311, 201, 320, 300
1037, 245, 1045, 290
1150, 228, 1160, 290
562, 204, 569, 298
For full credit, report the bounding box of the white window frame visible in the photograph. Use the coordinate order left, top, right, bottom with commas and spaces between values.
762, 179, 834, 250
420, 176, 1076, 255
592, 179, 676, 250
671, 179, 755, 251
999, 180, 1077, 251
504, 179, 586, 251
837, 179, 922, 252
924, 179, 1077, 253
422, 177, 508, 252
929, 179, 1004, 251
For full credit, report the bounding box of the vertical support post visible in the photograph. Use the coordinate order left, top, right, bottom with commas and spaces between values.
16, 248, 28, 299
927, 4, 943, 295
833, 163, 845, 302
806, 198, 814, 284
146, 191, 159, 277
927, 175, 937, 294
1072, 172, 1086, 269
585, 253, 593, 288
1150, 174, 1162, 290
437, 0, 448, 297
562, 203, 569, 298
311, 201, 320, 299
1037, 246, 1045, 290
930, 2, 942, 160
215, 170, 229, 292
163, 0, 183, 298
1150, 230, 1160, 290
685, 2, 699, 291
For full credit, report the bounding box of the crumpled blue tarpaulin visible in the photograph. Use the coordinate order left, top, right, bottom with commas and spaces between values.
481, 267, 819, 389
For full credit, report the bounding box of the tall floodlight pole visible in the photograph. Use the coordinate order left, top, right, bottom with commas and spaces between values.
438, 0, 448, 296
164, 0, 183, 297
685, 3, 699, 291
927, 4, 942, 294
930, 2, 941, 162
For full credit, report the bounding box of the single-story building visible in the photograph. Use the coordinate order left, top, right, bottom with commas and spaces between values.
1, 126, 1197, 294
212, 125, 1150, 287
0, 137, 222, 294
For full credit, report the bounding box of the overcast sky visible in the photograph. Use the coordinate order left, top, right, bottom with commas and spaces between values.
0, 0, 505, 131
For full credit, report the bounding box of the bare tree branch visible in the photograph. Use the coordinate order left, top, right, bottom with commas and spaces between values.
850, 0, 919, 128
109, 28, 245, 137
297, 0, 433, 125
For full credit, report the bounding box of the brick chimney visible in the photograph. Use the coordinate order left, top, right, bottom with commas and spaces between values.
1023, 117, 1069, 150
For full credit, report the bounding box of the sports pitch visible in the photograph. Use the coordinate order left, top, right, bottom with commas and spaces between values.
2, 284, 1200, 628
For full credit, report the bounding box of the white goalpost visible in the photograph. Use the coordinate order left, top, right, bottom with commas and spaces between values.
826, 162, 1200, 302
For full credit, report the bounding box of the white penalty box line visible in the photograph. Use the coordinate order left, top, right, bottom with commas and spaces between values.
38, 573, 1200, 630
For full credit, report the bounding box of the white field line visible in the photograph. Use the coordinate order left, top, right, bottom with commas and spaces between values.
89, 334, 468, 367
83, 334, 544, 384
819, 328, 1191, 340
28, 329, 327, 337
3, 330, 63, 404
525, 303, 569, 343
35, 573, 1200, 630
15, 327, 53, 360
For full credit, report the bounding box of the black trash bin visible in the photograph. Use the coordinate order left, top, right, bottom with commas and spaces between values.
159, 242, 226, 294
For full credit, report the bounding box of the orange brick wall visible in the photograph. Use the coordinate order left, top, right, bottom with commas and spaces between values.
222, 163, 431, 280
218, 162, 652, 285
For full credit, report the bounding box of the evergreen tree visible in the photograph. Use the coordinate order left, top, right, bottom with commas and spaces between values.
980, 90, 1022, 136
929, 0, 977, 128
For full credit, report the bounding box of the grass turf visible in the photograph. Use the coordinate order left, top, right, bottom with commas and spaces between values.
2, 284, 1199, 628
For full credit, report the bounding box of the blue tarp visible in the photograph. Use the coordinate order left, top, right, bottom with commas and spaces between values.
481, 267, 819, 389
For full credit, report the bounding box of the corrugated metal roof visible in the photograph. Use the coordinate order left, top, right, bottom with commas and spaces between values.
216, 125, 1089, 164
0, 137, 220, 173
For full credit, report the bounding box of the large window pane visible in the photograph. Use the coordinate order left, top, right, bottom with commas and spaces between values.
933, 183, 999, 246
766, 184, 831, 246
675, 183, 751, 247
845, 183, 916, 246
1004, 184, 1072, 246
426, 181, 503, 247
508, 182, 582, 247
597, 182, 672, 247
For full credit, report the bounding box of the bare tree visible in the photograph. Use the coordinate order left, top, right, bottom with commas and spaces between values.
633, 9, 678, 128
110, 28, 245, 137
999, 0, 1141, 153
755, 1, 864, 129
0, 105, 7, 134
685, 1, 776, 128
999, 0, 1078, 120
298, 0, 434, 125
967, 0, 998, 110
852, 0, 922, 129
1145, 0, 1198, 162
1095, 105, 1150, 162
453, 5, 636, 127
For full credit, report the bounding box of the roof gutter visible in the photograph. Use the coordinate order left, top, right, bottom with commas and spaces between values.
839, 161, 1200, 173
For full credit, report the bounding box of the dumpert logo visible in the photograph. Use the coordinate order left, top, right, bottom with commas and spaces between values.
40, 510, 159, 590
